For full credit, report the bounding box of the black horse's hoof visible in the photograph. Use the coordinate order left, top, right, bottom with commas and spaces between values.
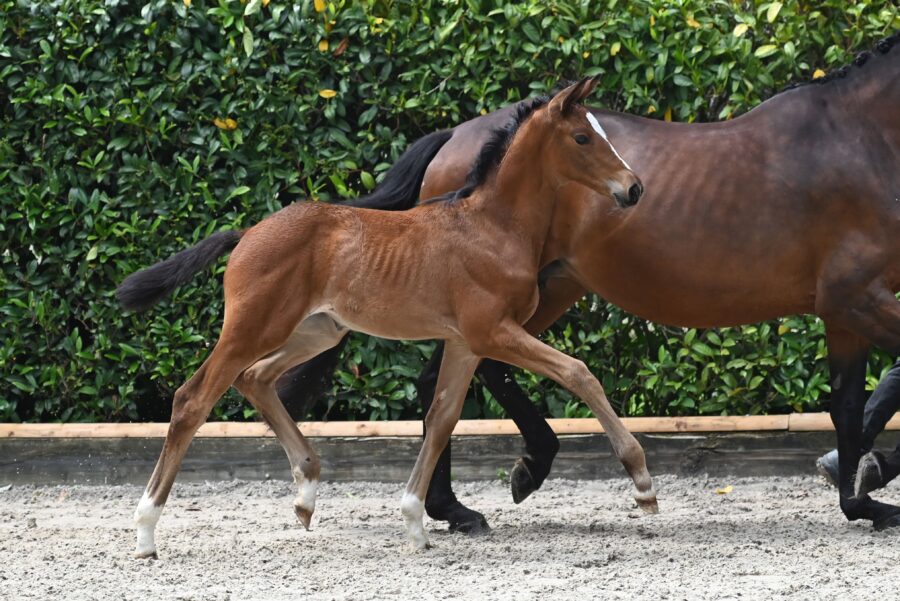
855, 452, 885, 498
874, 512, 900, 532
510, 458, 538, 505
426, 498, 491, 535
448, 512, 491, 535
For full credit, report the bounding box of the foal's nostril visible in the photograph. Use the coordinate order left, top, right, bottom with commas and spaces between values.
628, 183, 643, 206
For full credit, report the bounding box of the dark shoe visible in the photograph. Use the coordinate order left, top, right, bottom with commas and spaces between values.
855, 451, 886, 498
816, 449, 839, 487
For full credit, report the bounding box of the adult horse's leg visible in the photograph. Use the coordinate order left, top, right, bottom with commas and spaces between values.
275, 338, 348, 421
402, 341, 480, 549
820, 277, 900, 529
234, 314, 348, 528
478, 321, 656, 512
476, 359, 559, 504
823, 325, 900, 529
417, 343, 489, 533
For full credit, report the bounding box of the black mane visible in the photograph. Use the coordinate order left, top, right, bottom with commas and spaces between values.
425, 94, 551, 204
779, 30, 898, 94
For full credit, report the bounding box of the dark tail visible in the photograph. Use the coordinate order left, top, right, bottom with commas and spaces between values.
345, 129, 453, 210
116, 230, 242, 311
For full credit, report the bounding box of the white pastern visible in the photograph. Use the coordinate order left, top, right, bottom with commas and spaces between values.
633, 486, 657, 502
400, 492, 428, 550
134, 491, 163, 558
586, 112, 632, 170
296, 478, 318, 513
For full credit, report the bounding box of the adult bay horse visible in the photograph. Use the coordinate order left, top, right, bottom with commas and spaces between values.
278, 33, 900, 533
118, 79, 656, 558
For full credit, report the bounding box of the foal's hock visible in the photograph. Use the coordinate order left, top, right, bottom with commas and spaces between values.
119, 78, 655, 558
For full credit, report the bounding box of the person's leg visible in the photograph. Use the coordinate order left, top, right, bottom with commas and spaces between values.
819, 359, 900, 489
855, 360, 900, 495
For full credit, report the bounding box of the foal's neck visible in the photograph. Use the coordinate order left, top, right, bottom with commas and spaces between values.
471, 131, 556, 269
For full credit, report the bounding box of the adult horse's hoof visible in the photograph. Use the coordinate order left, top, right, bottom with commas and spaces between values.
134, 550, 158, 560
448, 512, 491, 535
873, 512, 900, 532
855, 452, 885, 498
510, 457, 538, 505
426, 497, 491, 535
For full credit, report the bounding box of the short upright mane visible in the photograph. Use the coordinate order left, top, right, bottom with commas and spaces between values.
778, 30, 898, 95
425, 94, 550, 204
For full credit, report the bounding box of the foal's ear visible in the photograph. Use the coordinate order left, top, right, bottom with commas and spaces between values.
549, 77, 592, 117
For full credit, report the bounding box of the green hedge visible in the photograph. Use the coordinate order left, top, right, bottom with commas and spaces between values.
1, 0, 897, 422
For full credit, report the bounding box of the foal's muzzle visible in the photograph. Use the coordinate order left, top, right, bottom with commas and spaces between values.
614, 182, 643, 208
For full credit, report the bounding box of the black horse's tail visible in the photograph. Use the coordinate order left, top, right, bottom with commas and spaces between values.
345, 129, 453, 210
116, 230, 242, 312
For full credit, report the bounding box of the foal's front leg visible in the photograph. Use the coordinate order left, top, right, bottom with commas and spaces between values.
402, 341, 480, 549
479, 321, 657, 512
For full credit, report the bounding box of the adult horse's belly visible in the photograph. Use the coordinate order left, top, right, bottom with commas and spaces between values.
570, 209, 818, 328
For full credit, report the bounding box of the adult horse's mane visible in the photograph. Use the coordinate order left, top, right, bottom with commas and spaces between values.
779, 30, 898, 94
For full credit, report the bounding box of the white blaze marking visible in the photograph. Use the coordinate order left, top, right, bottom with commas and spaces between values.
134, 491, 163, 557
586, 112, 632, 170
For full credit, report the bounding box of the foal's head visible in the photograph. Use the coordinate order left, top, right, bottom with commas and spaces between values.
532, 78, 643, 209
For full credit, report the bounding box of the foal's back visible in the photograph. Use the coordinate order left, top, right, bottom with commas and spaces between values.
224, 198, 527, 342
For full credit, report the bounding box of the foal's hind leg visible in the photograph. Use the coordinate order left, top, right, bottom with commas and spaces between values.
134, 338, 259, 558
233, 314, 348, 529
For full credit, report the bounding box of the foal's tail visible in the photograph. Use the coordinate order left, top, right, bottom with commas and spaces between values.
116, 230, 242, 311
345, 129, 453, 210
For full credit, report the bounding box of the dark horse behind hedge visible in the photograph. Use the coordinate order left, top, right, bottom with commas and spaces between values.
279, 33, 900, 533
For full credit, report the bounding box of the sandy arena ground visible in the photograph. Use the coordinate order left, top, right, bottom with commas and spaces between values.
1, 475, 898, 600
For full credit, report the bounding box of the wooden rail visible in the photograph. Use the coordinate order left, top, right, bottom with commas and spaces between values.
2, 413, 899, 438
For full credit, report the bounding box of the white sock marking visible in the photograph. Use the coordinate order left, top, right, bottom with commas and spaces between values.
134, 491, 163, 557
296, 479, 318, 513
633, 486, 657, 502
586, 112, 632, 170
400, 492, 428, 550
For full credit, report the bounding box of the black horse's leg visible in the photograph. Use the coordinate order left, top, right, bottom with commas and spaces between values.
826, 324, 900, 531
477, 359, 559, 504
276, 338, 349, 421
419, 342, 490, 534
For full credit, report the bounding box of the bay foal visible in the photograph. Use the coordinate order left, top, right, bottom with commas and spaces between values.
118, 79, 655, 557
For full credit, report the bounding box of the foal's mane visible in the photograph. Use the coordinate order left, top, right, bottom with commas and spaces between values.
424, 94, 552, 204
778, 30, 898, 95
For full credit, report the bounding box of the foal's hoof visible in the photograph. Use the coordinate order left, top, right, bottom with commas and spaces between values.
855, 452, 885, 499
134, 549, 158, 560
634, 489, 659, 514
874, 512, 900, 532
510, 458, 538, 505
294, 504, 314, 530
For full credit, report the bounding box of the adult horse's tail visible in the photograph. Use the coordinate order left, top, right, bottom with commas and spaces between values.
117, 230, 242, 311
345, 129, 453, 210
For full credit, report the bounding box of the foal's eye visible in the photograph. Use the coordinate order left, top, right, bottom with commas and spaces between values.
573, 133, 590, 145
